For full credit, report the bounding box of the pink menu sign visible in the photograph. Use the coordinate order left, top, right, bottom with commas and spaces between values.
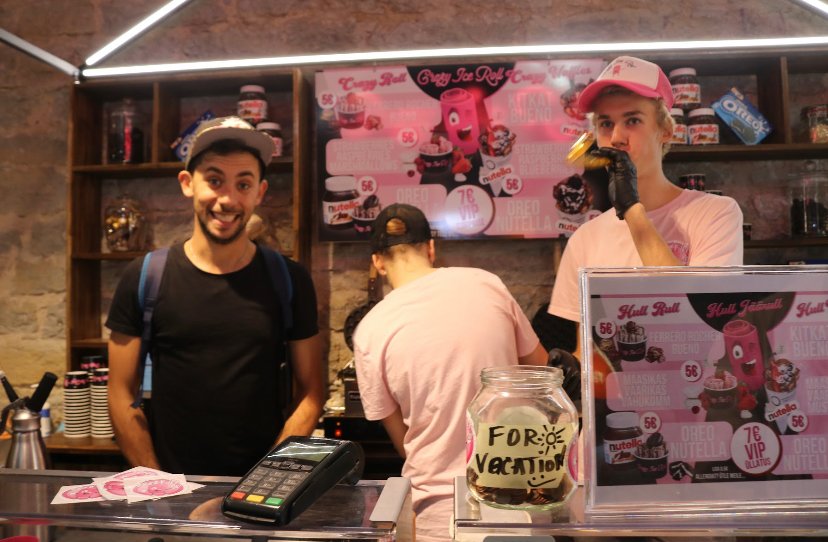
315, 60, 608, 242
582, 268, 828, 513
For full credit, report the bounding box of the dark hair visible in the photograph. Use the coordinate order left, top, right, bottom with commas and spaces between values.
186, 139, 267, 178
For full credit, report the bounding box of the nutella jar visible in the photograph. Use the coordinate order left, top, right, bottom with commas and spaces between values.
466, 366, 578, 510
237, 85, 268, 126
669, 67, 702, 111
322, 176, 360, 229
256, 122, 283, 158
688, 108, 720, 145
669, 108, 688, 145
602, 411, 643, 469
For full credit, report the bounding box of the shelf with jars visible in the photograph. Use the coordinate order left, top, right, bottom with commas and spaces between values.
66, 68, 310, 372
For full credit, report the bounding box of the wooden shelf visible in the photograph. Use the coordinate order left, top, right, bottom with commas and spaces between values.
70, 338, 108, 349
73, 157, 294, 177
66, 67, 310, 373
745, 237, 828, 249
666, 143, 828, 162
73, 249, 294, 261
45, 433, 121, 455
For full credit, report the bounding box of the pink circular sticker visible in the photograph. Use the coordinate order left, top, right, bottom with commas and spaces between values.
444, 185, 494, 235
730, 422, 781, 475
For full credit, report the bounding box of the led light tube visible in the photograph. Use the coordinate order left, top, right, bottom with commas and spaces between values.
795, 0, 828, 17
84, 0, 192, 67
81, 35, 828, 78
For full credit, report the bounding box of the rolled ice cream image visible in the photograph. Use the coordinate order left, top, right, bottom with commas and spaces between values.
723, 319, 765, 391
440, 88, 481, 156
616, 320, 647, 361
634, 432, 669, 479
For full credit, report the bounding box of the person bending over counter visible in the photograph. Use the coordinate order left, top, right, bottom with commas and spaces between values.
353, 203, 548, 541
549, 56, 744, 355
106, 117, 325, 476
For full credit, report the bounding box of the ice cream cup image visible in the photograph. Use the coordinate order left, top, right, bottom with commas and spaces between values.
634, 452, 669, 479
418, 136, 454, 174
722, 319, 765, 391
702, 370, 738, 409
335, 93, 366, 129
616, 321, 647, 362
352, 197, 381, 235
634, 432, 669, 479
764, 386, 797, 432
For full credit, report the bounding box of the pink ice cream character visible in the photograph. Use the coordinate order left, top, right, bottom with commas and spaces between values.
439, 88, 481, 156
723, 319, 764, 391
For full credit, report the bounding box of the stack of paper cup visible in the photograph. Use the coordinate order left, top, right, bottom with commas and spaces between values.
91, 368, 114, 438
63, 371, 91, 438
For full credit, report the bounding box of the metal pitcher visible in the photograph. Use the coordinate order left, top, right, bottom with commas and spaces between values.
1, 398, 50, 470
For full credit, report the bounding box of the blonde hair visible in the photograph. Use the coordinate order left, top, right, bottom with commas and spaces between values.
589, 86, 675, 157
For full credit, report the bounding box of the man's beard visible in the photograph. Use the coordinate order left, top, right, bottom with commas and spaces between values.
197, 213, 247, 245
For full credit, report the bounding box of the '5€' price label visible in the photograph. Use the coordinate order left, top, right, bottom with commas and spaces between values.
317, 92, 336, 110
595, 319, 616, 339
357, 176, 378, 198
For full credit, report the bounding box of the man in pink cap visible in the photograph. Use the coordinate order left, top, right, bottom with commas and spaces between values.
548, 56, 744, 355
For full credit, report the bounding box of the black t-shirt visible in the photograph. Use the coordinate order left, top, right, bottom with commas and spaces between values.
106, 243, 318, 475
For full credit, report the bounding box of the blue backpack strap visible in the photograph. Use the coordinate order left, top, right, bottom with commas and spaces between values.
261, 247, 293, 331
132, 247, 169, 408
261, 247, 295, 412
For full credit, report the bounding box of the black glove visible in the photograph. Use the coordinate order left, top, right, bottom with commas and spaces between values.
547, 348, 581, 402
591, 147, 639, 220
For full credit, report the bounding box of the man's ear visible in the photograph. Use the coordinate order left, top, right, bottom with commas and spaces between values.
255, 178, 268, 206
427, 239, 436, 264
371, 253, 386, 276
178, 170, 194, 197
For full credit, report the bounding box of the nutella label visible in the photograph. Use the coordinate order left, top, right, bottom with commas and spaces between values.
603, 435, 643, 465
672, 84, 701, 107
237, 99, 268, 124
670, 124, 688, 145
322, 198, 360, 227
689, 123, 719, 145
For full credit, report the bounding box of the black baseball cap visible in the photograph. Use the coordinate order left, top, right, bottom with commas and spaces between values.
370, 203, 433, 253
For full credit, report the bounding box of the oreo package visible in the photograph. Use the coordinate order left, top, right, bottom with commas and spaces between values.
171, 110, 215, 161
711, 87, 772, 145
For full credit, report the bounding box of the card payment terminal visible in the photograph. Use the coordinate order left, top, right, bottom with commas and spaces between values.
221, 436, 365, 525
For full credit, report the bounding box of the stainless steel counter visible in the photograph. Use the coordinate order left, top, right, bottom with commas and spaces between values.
453, 476, 828, 540
0, 468, 411, 541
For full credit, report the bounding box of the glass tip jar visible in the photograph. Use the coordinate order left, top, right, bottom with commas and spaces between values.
466, 365, 579, 510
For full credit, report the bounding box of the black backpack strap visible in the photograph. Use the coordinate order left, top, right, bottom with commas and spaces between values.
132, 247, 169, 408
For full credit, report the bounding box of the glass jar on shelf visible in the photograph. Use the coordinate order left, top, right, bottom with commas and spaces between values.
466, 365, 579, 511
103, 194, 150, 252
106, 98, 145, 164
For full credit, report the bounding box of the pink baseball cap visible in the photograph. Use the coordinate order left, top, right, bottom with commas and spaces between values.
576, 56, 674, 113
